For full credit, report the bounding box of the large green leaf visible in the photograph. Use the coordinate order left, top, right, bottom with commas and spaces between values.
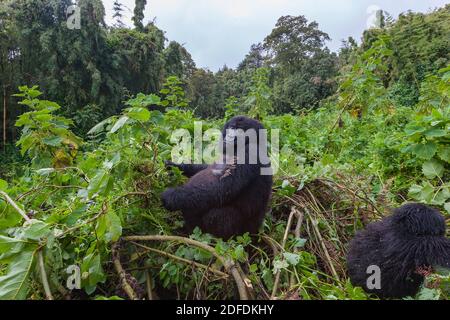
126, 107, 151, 122
81, 253, 106, 295
0, 249, 36, 300
0, 236, 28, 254
0, 179, 8, 191
437, 146, 450, 163
444, 203, 450, 215
424, 129, 447, 138
422, 159, 444, 179
87, 118, 111, 135
412, 142, 437, 160
42, 136, 63, 147
432, 187, 450, 205
19, 220, 52, 241
87, 170, 113, 197
408, 182, 435, 203
0, 205, 23, 229
110, 116, 129, 133
96, 210, 122, 243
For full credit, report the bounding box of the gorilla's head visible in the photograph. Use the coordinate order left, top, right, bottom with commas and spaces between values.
222, 116, 265, 146
390, 203, 446, 236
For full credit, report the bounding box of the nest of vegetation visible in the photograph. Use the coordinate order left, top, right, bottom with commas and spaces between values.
270, 173, 389, 284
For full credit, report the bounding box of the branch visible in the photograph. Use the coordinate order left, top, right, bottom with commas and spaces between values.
145, 271, 156, 300
290, 209, 304, 286
57, 202, 108, 239
123, 235, 249, 300
0, 191, 30, 221
130, 241, 228, 278
111, 242, 139, 300
38, 250, 54, 300
328, 96, 356, 134
271, 207, 296, 299
308, 213, 340, 281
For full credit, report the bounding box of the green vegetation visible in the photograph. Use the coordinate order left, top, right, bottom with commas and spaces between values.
0, 1, 448, 300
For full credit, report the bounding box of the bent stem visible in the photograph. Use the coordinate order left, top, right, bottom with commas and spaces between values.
112, 242, 139, 300
123, 235, 249, 300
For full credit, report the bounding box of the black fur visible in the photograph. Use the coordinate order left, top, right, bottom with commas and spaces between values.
347, 203, 450, 298
161, 116, 273, 240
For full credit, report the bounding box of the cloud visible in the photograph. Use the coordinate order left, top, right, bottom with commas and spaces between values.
103, 0, 448, 71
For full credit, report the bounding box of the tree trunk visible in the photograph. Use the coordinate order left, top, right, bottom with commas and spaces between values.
3, 86, 6, 152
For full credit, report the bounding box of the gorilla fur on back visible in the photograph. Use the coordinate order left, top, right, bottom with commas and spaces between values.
161, 116, 273, 240
347, 203, 450, 298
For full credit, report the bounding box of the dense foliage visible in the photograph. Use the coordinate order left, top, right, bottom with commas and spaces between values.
0, 2, 448, 300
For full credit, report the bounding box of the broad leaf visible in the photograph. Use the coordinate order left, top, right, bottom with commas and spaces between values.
0, 235, 33, 253
283, 252, 300, 266
412, 142, 437, 160
424, 129, 447, 138
0, 249, 36, 300
444, 203, 450, 215
96, 210, 122, 243
126, 107, 151, 122
437, 146, 450, 163
20, 220, 52, 241
42, 136, 62, 147
87, 118, 111, 135
422, 159, 444, 179
110, 116, 129, 133
36, 168, 55, 176
0, 179, 7, 191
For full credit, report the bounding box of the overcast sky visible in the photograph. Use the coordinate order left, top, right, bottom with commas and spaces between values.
102, 0, 448, 71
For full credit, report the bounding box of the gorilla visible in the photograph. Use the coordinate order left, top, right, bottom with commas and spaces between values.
347, 203, 450, 298
161, 116, 273, 240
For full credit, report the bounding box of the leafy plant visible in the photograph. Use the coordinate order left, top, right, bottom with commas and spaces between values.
245, 68, 273, 120
14, 86, 83, 169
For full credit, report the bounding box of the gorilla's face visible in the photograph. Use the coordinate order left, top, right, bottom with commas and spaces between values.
222, 116, 264, 146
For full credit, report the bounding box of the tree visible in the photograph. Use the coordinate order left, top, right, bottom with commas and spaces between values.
187, 69, 218, 118
244, 68, 273, 120
338, 37, 358, 68
237, 43, 266, 71
108, 25, 166, 98
133, 0, 147, 30
263, 15, 338, 112
113, 0, 125, 28
164, 41, 196, 79
263, 15, 331, 72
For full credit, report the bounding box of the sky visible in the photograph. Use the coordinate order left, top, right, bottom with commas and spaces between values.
102, 0, 449, 71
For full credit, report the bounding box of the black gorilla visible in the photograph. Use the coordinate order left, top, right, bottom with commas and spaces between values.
161, 116, 273, 240
347, 203, 450, 298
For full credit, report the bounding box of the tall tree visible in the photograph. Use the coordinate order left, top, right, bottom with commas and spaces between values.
263, 15, 330, 72
164, 41, 196, 79
263, 15, 338, 112
237, 43, 266, 71
133, 0, 147, 30
113, 0, 125, 28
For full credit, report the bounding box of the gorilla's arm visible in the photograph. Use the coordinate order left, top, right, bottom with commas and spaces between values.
162, 164, 260, 212
166, 161, 208, 178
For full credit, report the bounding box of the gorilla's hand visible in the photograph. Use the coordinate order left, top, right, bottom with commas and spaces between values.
161, 188, 179, 211
165, 160, 180, 170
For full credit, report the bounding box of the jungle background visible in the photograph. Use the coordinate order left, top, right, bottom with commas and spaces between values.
0, 0, 449, 300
